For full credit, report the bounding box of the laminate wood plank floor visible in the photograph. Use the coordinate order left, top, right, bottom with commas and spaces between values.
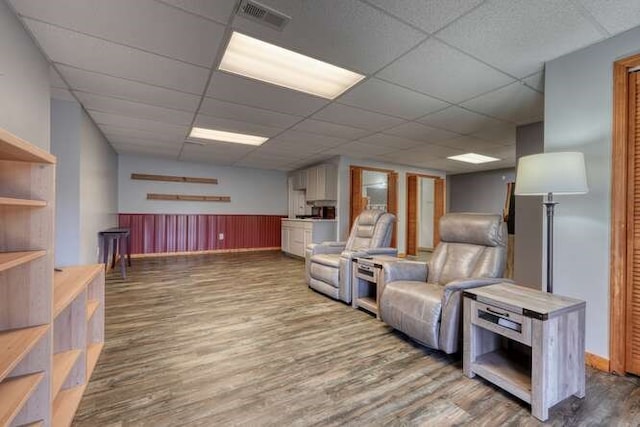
74, 252, 640, 426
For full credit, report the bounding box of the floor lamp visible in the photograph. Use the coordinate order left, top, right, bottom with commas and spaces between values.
514, 152, 588, 293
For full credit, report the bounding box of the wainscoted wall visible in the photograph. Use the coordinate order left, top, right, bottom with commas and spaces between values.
119, 214, 284, 255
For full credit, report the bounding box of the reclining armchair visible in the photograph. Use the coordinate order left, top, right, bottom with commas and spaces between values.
379, 213, 508, 354
305, 210, 396, 303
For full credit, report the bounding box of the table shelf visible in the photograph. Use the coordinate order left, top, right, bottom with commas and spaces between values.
52, 350, 82, 398
0, 325, 49, 383
0, 251, 47, 273
52, 384, 85, 427
54, 265, 103, 317
0, 197, 47, 207
472, 349, 532, 403
87, 300, 99, 321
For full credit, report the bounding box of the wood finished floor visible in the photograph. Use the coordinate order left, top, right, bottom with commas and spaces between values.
75, 251, 640, 426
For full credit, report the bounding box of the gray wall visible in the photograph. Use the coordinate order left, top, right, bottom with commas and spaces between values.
51, 98, 118, 266
514, 122, 544, 289
0, 0, 50, 150
448, 168, 515, 214
545, 25, 640, 358
51, 99, 82, 266
118, 154, 288, 215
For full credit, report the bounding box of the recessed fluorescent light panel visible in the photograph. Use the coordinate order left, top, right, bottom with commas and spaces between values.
189, 127, 268, 146
219, 32, 365, 99
447, 153, 500, 164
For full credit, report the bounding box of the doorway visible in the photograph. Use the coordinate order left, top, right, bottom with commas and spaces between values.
611, 53, 640, 375
350, 166, 398, 247
406, 174, 445, 257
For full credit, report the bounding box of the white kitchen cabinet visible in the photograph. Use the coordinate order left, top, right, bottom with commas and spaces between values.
281, 219, 337, 258
292, 170, 307, 190
305, 164, 337, 201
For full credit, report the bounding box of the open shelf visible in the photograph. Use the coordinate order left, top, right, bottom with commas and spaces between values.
0, 372, 44, 426
21, 421, 44, 427
52, 384, 85, 427
472, 349, 532, 403
0, 128, 56, 164
356, 297, 377, 314
0, 197, 47, 207
0, 325, 49, 383
52, 350, 82, 398
54, 265, 103, 318
0, 251, 47, 273
86, 300, 99, 321
86, 342, 104, 379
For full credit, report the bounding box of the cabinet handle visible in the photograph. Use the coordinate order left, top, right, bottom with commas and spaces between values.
486, 307, 510, 318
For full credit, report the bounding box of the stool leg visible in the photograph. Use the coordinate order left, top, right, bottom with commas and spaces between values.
127, 233, 132, 267
120, 237, 127, 279
111, 237, 117, 269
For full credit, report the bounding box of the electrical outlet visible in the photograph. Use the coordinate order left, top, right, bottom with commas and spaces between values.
218, 233, 224, 241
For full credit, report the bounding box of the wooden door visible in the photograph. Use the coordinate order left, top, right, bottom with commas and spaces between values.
406, 175, 418, 256
626, 70, 640, 375
433, 178, 445, 246
388, 172, 398, 248
350, 166, 363, 228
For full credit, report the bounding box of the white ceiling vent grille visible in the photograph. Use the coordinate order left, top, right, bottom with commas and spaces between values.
236, 0, 290, 31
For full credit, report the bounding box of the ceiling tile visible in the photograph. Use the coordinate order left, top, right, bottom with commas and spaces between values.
437, 135, 504, 152
523, 71, 544, 93
57, 64, 201, 112
234, 152, 294, 169
193, 114, 283, 137
470, 122, 516, 145
23, 19, 209, 94
383, 121, 459, 143
402, 143, 465, 159
106, 134, 182, 148
232, 0, 426, 74
207, 71, 328, 117
51, 87, 75, 102
577, 0, 640, 36
157, 0, 237, 25
436, 0, 605, 77
77, 92, 194, 125
366, 0, 484, 33
49, 66, 66, 88
311, 104, 405, 132
252, 142, 310, 159
325, 141, 396, 158
378, 38, 514, 103
180, 142, 253, 164
110, 141, 181, 158
337, 78, 449, 119
89, 111, 189, 136
10, 0, 225, 67
200, 98, 302, 129
99, 124, 186, 143
291, 119, 369, 139
356, 133, 423, 150
418, 105, 507, 134
461, 82, 544, 124
273, 130, 349, 150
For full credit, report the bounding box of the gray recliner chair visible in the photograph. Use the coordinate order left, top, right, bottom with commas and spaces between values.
305, 210, 396, 303
379, 213, 508, 354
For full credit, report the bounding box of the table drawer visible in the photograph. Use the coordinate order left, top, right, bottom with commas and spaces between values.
355, 262, 379, 282
470, 300, 532, 346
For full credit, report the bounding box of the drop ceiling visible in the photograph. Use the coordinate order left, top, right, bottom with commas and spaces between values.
7, 0, 640, 173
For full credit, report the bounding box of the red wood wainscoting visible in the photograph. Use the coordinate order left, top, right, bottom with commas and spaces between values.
118, 214, 285, 255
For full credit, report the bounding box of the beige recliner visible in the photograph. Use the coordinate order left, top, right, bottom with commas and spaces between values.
379, 213, 507, 354
305, 210, 396, 303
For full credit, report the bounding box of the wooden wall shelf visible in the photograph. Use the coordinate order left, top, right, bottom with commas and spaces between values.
0, 127, 104, 426
131, 173, 218, 184
147, 193, 231, 202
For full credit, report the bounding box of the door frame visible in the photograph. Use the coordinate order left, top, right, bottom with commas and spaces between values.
349, 165, 398, 248
610, 52, 640, 374
405, 173, 445, 257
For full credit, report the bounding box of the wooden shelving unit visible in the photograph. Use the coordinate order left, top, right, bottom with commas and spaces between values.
0, 127, 105, 426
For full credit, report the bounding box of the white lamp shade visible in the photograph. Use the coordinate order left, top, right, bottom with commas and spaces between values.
515, 152, 589, 196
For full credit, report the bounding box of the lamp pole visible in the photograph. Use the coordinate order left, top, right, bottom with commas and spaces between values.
543, 192, 557, 293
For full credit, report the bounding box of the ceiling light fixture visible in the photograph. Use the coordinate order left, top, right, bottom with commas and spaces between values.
189, 127, 268, 146
219, 32, 365, 99
447, 153, 500, 164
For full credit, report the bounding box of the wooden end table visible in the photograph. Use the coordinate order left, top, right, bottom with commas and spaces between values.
463, 283, 586, 421
351, 255, 398, 318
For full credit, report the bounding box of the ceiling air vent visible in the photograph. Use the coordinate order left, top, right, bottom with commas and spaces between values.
236, 0, 291, 31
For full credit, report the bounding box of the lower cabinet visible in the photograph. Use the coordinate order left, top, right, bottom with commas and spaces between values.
281, 219, 337, 257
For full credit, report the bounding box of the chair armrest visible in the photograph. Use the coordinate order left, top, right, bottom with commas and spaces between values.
306, 242, 346, 256
355, 247, 398, 257
443, 277, 514, 299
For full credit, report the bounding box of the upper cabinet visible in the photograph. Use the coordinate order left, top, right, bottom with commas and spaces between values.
306, 164, 337, 201
292, 170, 307, 191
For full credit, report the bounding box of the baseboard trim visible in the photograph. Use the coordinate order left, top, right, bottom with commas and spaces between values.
130, 247, 281, 258
586, 352, 610, 372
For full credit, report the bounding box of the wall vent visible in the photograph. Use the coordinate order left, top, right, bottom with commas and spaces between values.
236, 0, 290, 31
